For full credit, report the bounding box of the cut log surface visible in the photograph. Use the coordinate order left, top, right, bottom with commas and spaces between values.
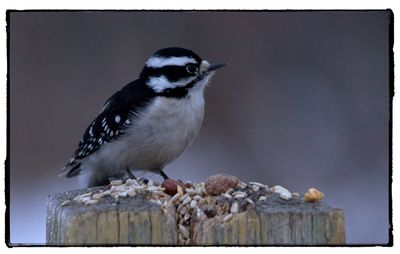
46, 180, 345, 245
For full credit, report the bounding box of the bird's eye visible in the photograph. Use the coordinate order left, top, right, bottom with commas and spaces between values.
186, 64, 198, 74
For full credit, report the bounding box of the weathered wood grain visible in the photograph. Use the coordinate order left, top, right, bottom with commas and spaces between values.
191, 195, 345, 245
46, 186, 345, 245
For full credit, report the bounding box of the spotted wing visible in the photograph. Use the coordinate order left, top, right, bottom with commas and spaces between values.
61, 79, 156, 178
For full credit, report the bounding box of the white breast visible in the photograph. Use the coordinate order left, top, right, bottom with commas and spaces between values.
86, 86, 206, 176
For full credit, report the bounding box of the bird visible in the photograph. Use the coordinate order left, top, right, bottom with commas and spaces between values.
60, 47, 226, 188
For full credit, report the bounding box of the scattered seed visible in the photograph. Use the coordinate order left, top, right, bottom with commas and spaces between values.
110, 179, 123, 186
92, 193, 103, 200
125, 178, 137, 186
193, 195, 202, 201
182, 196, 191, 205
185, 188, 196, 194
179, 193, 190, 202
177, 203, 184, 213
204, 174, 239, 195
232, 191, 247, 196
280, 192, 292, 200
118, 191, 128, 197
127, 190, 136, 197
169, 193, 180, 204
180, 206, 187, 215
198, 198, 207, 206
111, 193, 119, 200
190, 200, 198, 208
183, 213, 191, 221
304, 188, 324, 202
234, 193, 247, 199
249, 181, 266, 188
230, 202, 239, 214
273, 185, 292, 200
238, 181, 247, 188
78, 196, 92, 204
61, 200, 72, 206
179, 225, 190, 239
177, 185, 184, 196
110, 185, 125, 193
84, 199, 98, 205
102, 190, 111, 196
147, 186, 161, 192
292, 192, 301, 197
223, 193, 232, 199
223, 213, 234, 223
258, 196, 267, 202
251, 185, 260, 192
246, 198, 254, 205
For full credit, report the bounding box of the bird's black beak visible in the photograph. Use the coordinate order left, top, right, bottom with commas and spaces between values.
207, 63, 227, 72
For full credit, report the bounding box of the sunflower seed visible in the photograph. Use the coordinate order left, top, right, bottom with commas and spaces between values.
223, 213, 234, 223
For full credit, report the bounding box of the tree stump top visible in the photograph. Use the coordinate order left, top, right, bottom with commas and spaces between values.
46, 178, 345, 245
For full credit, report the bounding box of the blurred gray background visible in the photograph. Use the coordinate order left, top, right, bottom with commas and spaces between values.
9, 11, 391, 244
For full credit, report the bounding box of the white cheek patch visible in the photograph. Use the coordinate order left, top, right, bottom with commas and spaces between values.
146, 56, 197, 68
147, 75, 196, 93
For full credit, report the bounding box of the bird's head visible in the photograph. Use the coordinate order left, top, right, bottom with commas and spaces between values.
140, 47, 226, 96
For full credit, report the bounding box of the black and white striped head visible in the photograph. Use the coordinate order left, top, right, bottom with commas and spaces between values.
140, 47, 225, 96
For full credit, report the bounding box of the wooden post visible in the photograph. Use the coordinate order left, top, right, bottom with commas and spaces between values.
46, 183, 345, 245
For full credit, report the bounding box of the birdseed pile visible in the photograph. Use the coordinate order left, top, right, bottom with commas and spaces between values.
62, 174, 324, 245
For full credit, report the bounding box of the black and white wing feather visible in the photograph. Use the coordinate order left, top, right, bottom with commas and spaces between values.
61, 79, 156, 178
